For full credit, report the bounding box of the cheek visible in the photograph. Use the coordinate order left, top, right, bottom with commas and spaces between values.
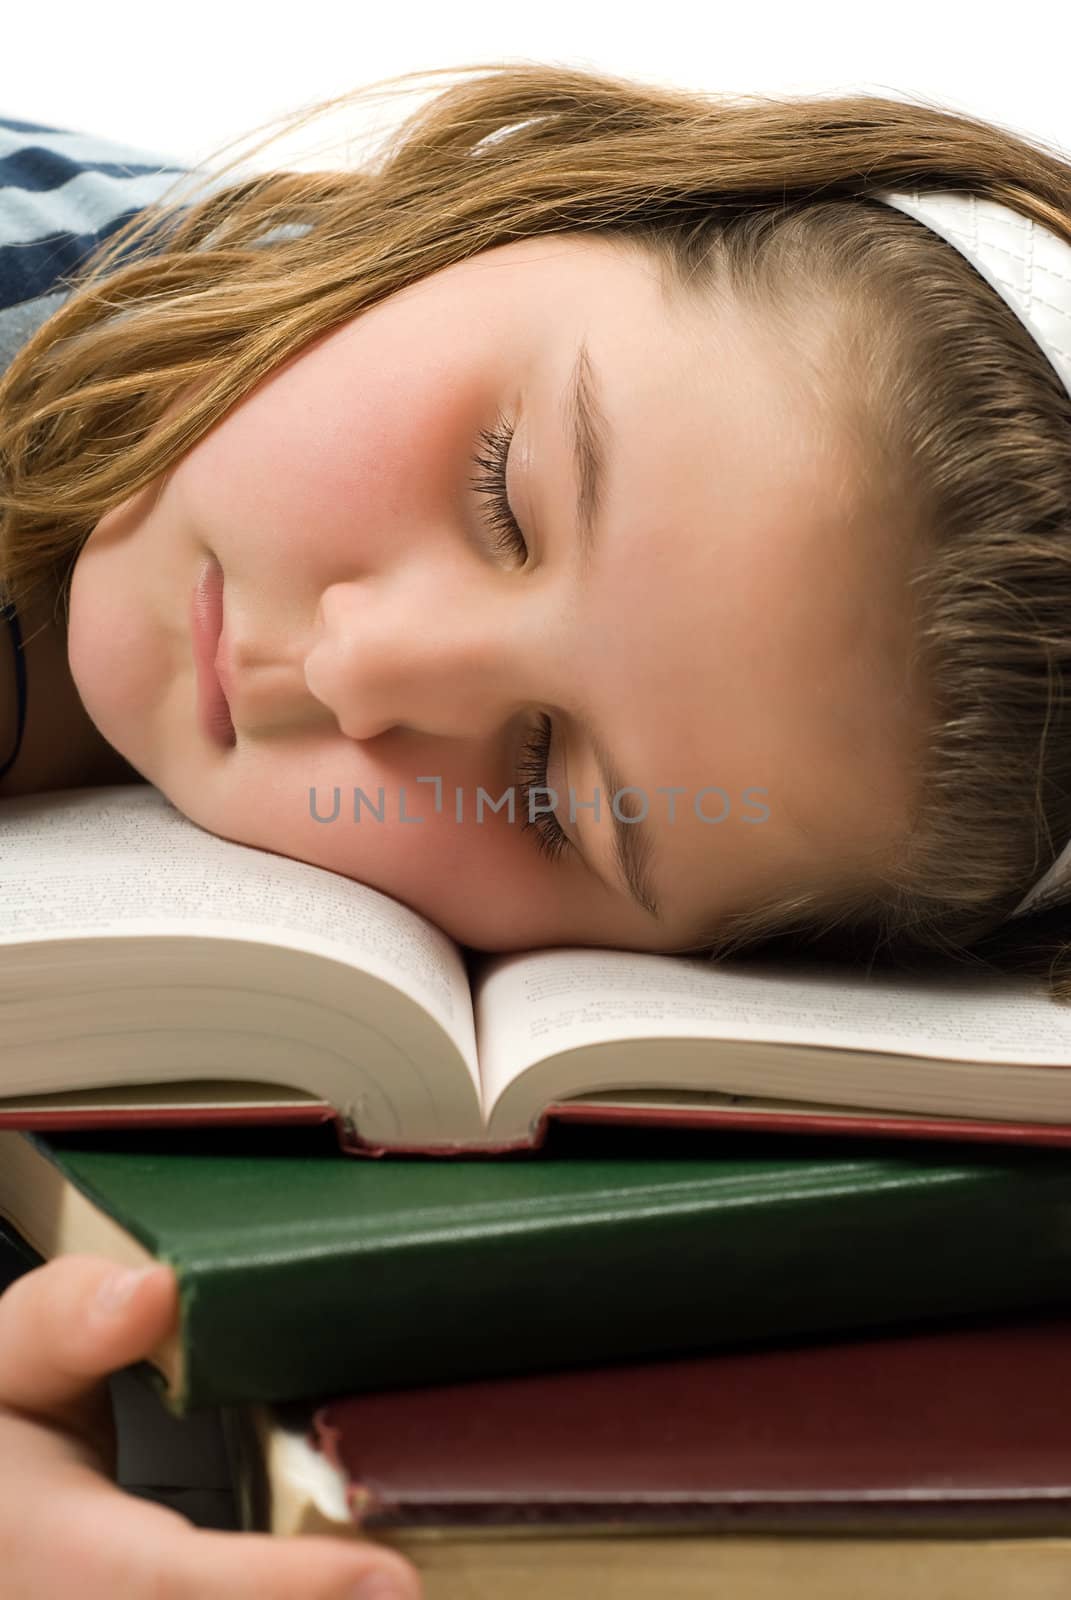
171, 328, 470, 583
164, 735, 567, 945
170, 404, 339, 590
336, 815, 600, 951
66, 519, 167, 759
295, 786, 541, 909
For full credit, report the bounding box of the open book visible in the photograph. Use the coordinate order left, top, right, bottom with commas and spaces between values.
2, 784, 1071, 1156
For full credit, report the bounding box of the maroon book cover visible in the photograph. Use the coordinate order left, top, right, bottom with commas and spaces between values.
4, 1097, 1071, 1156
308, 1310, 1071, 1537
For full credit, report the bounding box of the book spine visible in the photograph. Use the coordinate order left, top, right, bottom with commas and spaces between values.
174, 1159, 1071, 1408
336, 1103, 1071, 1157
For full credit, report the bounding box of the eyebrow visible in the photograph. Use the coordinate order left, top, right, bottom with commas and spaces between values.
562, 340, 664, 923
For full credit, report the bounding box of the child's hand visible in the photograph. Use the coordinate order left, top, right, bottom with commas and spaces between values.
0, 1253, 423, 1599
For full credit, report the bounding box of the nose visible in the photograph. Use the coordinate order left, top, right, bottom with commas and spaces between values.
303, 571, 556, 743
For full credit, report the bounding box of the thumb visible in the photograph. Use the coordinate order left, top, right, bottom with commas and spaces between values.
151, 1524, 425, 1600
0, 1255, 177, 1405
0, 1254, 177, 1449
0, 1257, 425, 1599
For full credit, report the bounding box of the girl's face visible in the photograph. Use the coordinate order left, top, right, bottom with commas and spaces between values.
68, 234, 922, 953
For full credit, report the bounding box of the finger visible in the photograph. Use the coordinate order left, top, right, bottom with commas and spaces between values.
0, 1260, 425, 1598
137, 1520, 425, 1600
0, 1254, 176, 1448
0, 1414, 424, 1600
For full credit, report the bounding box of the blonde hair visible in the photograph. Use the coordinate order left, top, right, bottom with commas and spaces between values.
3, 61, 1071, 994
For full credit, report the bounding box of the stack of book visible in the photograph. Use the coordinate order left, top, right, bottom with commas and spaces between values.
5, 1119, 1071, 1595
3, 783, 1071, 1594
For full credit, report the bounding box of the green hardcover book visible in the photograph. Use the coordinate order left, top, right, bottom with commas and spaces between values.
2, 1121, 1071, 1416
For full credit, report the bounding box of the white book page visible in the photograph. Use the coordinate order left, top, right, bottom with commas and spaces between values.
474, 946, 1071, 1114
0, 784, 478, 1077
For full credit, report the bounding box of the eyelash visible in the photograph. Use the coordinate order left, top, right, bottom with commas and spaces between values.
515, 713, 572, 865
467, 419, 571, 867
468, 413, 527, 563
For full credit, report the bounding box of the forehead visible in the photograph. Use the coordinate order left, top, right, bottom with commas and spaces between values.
565, 268, 924, 916
614, 508, 924, 934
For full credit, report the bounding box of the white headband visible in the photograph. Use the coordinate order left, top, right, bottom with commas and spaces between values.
871, 188, 1071, 920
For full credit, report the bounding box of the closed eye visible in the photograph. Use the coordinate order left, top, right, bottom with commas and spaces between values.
515, 711, 572, 865
468, 413, 528, 563
467, 416, 571, 867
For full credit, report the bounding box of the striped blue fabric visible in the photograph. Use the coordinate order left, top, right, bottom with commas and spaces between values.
0, 113, 192, 375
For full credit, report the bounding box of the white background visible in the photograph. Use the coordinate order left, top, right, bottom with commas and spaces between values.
4, 0, 1069, 174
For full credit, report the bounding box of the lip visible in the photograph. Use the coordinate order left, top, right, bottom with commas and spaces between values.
191, 556, 236, 748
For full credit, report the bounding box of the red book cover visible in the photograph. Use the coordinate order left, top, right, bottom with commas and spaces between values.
303, 1310, 1071, 1537
4, 1097, 1071, 1156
